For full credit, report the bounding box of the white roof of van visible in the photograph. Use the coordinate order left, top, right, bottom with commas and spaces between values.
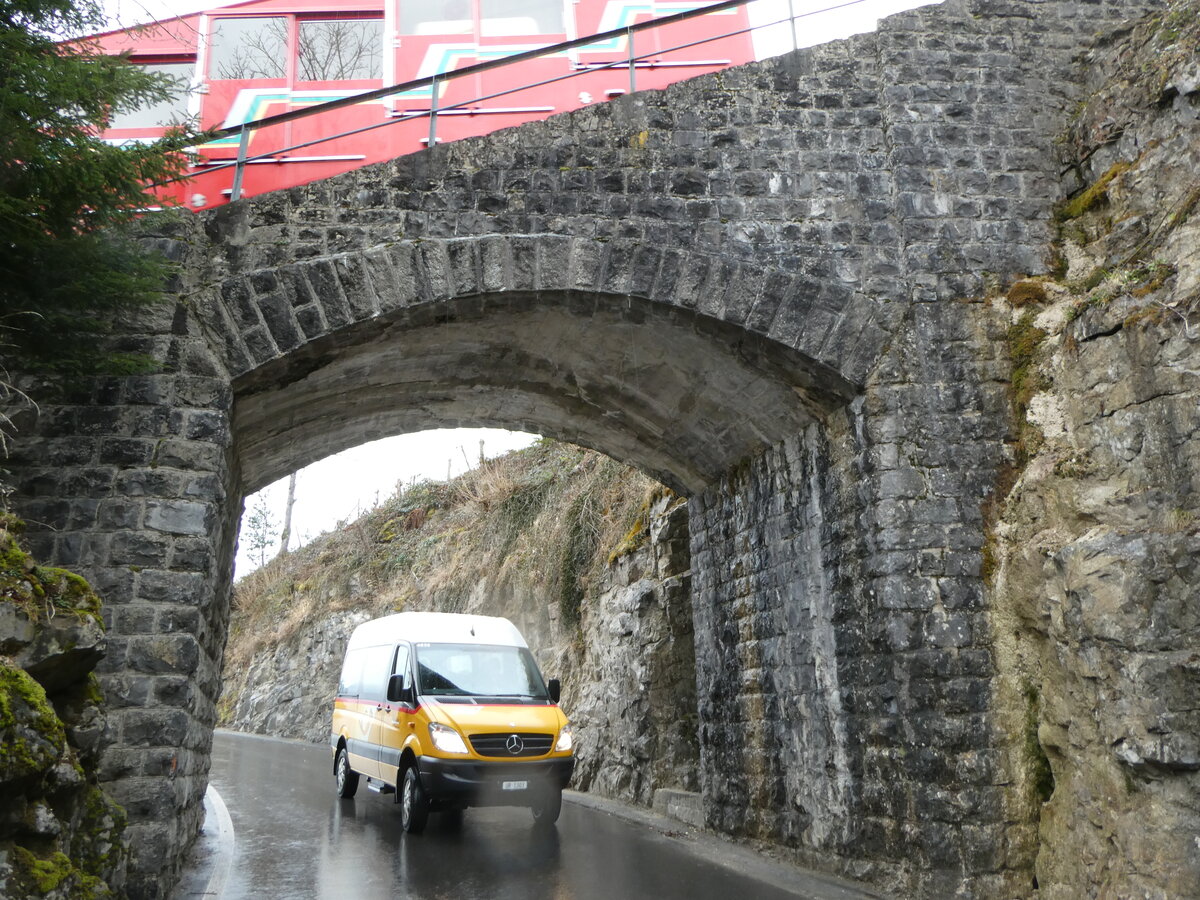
346, 612, 528, 651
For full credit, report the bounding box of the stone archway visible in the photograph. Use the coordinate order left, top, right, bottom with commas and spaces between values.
5, 227, 874, 896
229, 285, 857, 496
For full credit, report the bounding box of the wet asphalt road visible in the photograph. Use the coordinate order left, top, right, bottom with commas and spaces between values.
208, 731, 881, 900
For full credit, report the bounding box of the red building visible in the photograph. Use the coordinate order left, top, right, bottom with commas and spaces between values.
90, 0, 756, 210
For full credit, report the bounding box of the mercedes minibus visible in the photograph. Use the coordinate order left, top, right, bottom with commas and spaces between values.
330, 612, 575, 831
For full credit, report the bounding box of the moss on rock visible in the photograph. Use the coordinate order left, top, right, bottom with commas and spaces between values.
0, 523, 105, 627
1005, 310, 1050, 464
1057, 160, 1133, 221
0, 663, 67, 784
0, 517, 125, 898
11, 848, 75, 895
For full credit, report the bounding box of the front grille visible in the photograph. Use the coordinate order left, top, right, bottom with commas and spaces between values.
469, 732, 553, 758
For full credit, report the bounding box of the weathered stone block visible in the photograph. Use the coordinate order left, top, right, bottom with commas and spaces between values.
125, 635, 201, 677
145, 500, 212, 537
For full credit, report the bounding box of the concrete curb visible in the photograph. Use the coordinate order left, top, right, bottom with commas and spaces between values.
202, 786, 235, 899
652, 787, 705, 828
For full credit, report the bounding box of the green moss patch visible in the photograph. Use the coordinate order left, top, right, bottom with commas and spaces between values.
1057, 160, 1133, 222
0, 663, 67, 783
70, 784, 127, 882
0, 522, 104, 626
10, 848, 75, 895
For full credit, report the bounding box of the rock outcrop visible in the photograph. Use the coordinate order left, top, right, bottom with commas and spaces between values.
562, 494, 698, 802
988, 6, 1200, 897
0, 517, 126, 898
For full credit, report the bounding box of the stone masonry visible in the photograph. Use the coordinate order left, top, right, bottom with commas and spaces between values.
4, 0, 1183, 896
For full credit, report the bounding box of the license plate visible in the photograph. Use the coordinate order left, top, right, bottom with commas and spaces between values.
502, 780, 528, 791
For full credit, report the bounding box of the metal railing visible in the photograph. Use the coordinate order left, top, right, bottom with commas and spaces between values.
166, 0, 878, 202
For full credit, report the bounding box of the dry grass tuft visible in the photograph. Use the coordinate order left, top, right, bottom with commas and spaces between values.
1007, 280, 1048, 307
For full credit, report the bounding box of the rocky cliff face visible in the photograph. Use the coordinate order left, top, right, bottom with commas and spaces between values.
0, 518, 127, 898
564, 494, 698, 801
219, 445, 699, 808
988, 6, 1200, 897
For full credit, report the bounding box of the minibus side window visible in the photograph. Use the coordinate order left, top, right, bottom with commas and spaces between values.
337, 648, 364, 697
359, 644, 395, 701
392, 645, 411, 690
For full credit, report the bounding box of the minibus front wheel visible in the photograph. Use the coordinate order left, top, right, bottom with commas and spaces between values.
335, 747, 359, 799
401, 766, 430, 834
530, 787, 562, 827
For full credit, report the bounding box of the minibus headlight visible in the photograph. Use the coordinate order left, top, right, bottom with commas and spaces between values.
554, 726, 574, 752
428, 722, 470, 755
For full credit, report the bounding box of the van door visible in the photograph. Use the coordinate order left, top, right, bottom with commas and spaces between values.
377, 644, 412, 787
336, 647, 377, 779
356, 643, 396, 779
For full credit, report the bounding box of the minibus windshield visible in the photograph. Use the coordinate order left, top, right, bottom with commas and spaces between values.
414, 642, 549, 701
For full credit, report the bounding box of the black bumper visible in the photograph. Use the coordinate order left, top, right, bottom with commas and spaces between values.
416, 755, 575, 808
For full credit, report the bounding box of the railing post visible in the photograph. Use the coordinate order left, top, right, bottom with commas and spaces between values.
230, 125, 251, 202
627, 25, 636, 94
788, 0, 799, 52
428, 75, 439, 148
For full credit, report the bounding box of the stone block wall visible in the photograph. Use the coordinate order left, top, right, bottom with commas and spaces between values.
691, 426, 860, 858
690, 294, 1015, 897
7, 291, 242, 899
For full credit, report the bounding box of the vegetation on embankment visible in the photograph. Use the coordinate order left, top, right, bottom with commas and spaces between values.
221, 441, 660, 699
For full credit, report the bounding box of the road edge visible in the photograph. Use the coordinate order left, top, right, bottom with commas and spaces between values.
175, 783, 236, 899
563, 790, 891, 900
203, 785, 236, 898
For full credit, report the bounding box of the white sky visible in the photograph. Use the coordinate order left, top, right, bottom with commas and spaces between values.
95, 0, 935, 575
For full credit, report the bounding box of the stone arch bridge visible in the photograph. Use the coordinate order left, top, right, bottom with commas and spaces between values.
5, 0, 1166, 896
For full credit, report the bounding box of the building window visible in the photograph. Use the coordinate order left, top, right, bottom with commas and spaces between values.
399, 0, 565, 36
400, 0, 473, 35
297, 19, 383, 81
209, 17, 288, 80
107, 61, 194, 129
479, 0, 563, 36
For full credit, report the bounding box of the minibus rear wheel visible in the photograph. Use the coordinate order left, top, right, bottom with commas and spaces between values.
400, 766, 429, 833
335, 747, 359, 799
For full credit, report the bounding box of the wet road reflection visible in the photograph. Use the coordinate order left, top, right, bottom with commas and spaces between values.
209, 731, 844, 900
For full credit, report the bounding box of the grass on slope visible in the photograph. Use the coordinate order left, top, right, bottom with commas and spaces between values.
224, 441, 661, 672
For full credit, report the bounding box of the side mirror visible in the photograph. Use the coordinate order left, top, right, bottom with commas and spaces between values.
547, 678, 561, 704
387, 674, 412, 705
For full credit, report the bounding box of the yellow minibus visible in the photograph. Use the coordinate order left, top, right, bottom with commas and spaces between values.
330, 612, 575, 831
